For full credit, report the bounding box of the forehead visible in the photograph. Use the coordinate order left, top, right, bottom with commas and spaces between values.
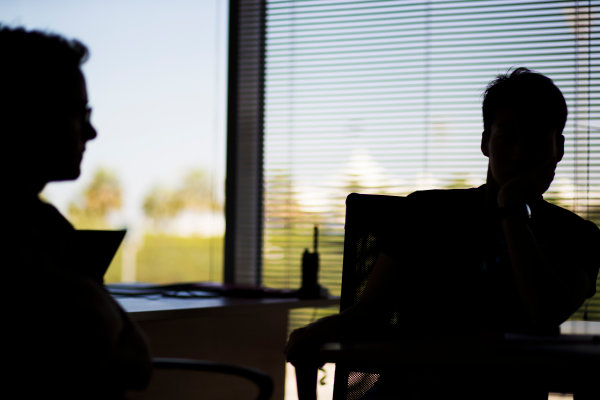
36, 68, 87, 111
492, 107, 555, 131
58, 69, 86, 99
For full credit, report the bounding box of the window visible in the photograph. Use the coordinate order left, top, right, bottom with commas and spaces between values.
229, 0, 600, 320
2, 0, 228, 284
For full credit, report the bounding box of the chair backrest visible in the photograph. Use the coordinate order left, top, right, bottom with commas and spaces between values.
339, 192, 408, 312
333, 193, 408, 400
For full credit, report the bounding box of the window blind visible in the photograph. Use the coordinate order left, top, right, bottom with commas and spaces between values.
260, 0, 600, 320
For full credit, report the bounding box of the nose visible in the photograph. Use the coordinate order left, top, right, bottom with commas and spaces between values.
513, 137, 544, 169
85, 122, 97, 141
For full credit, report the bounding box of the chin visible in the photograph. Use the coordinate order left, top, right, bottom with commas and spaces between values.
50, 168, 81, 182
67, 169, 82, 180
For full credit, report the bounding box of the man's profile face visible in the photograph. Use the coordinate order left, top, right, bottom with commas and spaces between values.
36, 69, 97, 183
482, 107, 564, 189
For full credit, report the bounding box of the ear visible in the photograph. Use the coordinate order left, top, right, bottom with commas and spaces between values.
556, 134, 565, 162
481, 130, 490, 157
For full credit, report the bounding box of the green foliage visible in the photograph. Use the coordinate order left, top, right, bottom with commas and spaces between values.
134, 234, 224, 283
65, 167, 224, 284
178, 170, 220, 212
142, 186, 185, 223
68, 168, 122, 229
445, 174, 473, 190
142, 168, 222, 229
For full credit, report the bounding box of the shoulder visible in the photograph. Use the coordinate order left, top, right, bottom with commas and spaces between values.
10, 196, 74, 234
536, 200, 599, 237
535, 201, 600, 297
537, 202, 600, 269
35, 199, 74, 231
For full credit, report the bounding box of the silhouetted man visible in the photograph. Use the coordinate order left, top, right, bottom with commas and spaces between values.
286, 68, 600, 400
1, 26, 152, 399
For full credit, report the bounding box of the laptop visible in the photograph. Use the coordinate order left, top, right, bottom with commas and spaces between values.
73, 229, 127, 284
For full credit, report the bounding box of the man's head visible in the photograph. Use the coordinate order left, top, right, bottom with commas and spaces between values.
481, 67, 566, 194
0, 26, 96, 190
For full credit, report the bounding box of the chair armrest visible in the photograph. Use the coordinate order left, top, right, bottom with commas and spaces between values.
296, 336, 600, 399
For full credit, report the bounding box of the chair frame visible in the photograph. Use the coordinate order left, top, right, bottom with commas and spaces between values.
153, 357, 273, 400
294, 193, 407, 400
332, 193, 407, 400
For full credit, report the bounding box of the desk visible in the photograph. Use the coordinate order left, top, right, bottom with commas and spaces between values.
297, 321, 600, 400
118, 295, 338, 400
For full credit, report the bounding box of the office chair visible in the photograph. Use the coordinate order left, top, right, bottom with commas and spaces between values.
294, 193, 600, 400
139, 357, 273, 400
331, 193, 408, 400
294, 193, 409, 400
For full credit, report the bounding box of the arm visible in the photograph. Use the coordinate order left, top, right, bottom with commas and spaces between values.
56, 277, 153, 393
498, 163, 597, 328
285, 253, 397, 366
109, 296, 153, 391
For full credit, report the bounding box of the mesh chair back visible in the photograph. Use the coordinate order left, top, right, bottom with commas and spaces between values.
333, 193, 408, 400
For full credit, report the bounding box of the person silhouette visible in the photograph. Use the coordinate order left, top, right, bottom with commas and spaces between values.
1, 26, 152, 399
285, 67, 600, 400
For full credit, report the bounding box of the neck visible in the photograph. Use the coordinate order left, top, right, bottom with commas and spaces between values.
11, 176, 46, 200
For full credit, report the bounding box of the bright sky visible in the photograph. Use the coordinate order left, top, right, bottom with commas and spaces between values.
1, 0, 228, 227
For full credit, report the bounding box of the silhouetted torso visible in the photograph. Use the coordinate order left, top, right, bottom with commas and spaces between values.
4, 194, 148, 399
382, 185, 600, 335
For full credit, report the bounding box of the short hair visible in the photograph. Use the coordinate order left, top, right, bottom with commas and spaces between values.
0, 26, 89, 132
482, 67, 568, 135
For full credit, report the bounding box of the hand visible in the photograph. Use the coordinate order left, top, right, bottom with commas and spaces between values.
285, 315, 341, 367
285, 325, 324, 367
498, 159, 556, 208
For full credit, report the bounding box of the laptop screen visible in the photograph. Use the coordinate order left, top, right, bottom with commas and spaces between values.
73, 229, 126, 284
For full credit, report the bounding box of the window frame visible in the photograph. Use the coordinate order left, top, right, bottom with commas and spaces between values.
225, 0, 266, 285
